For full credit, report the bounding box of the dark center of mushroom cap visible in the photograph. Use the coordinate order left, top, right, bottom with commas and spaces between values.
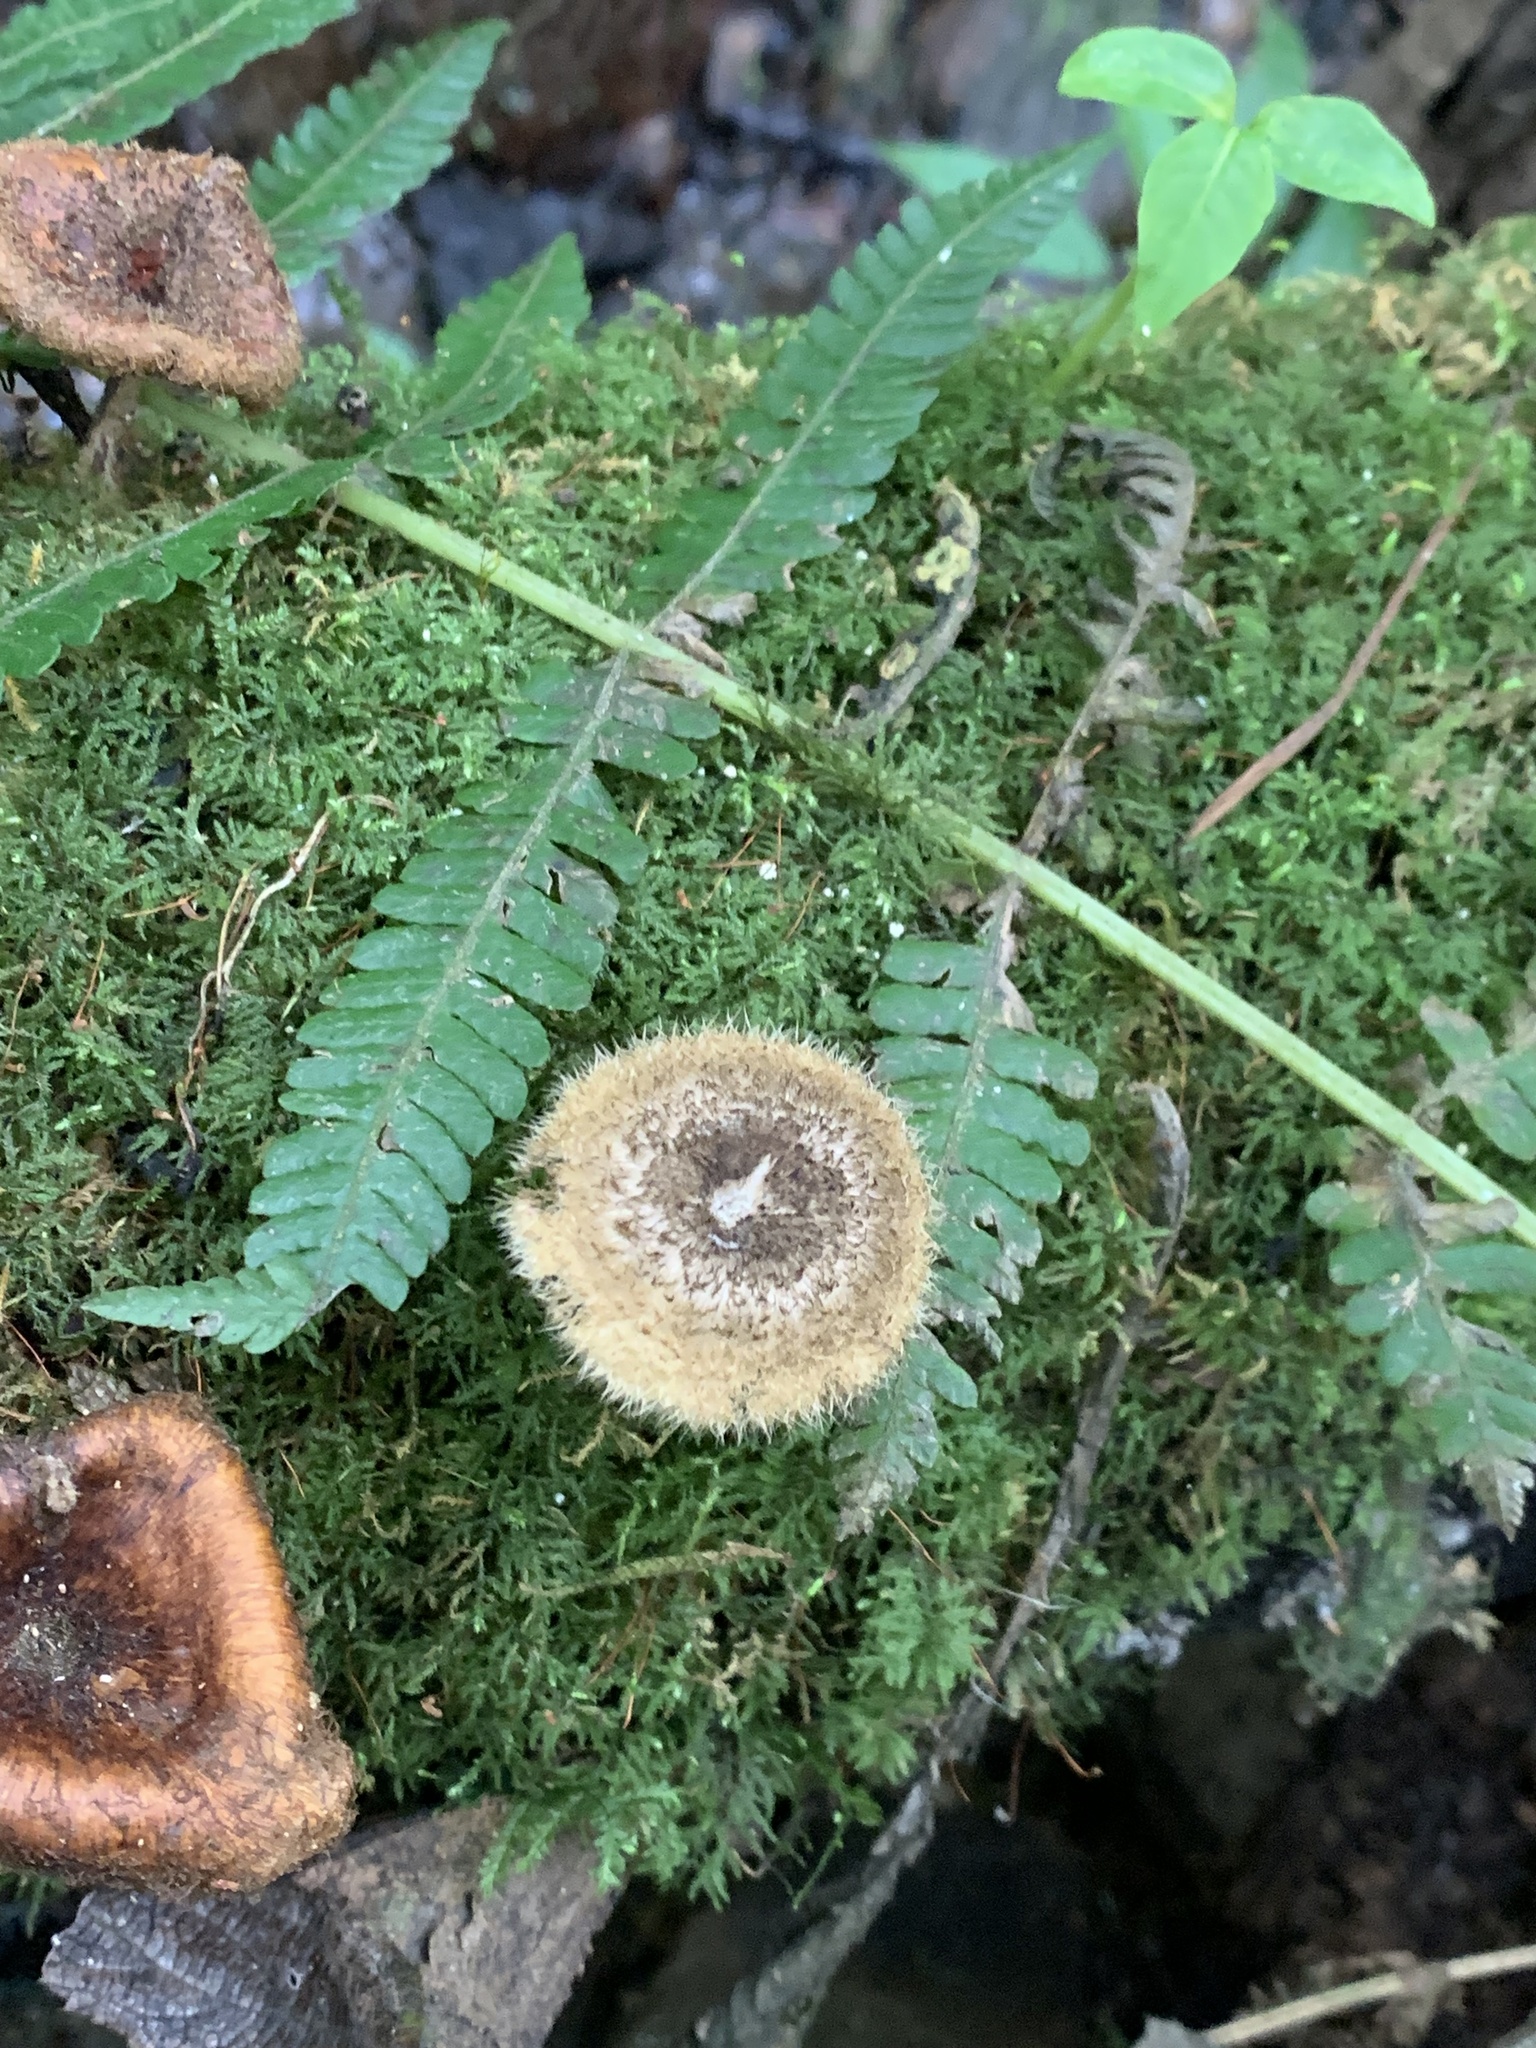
21, 168, 196, 313
683, 1118, 845, 1262
606, 1084, 881, 1320
0, 1482, 210, 1760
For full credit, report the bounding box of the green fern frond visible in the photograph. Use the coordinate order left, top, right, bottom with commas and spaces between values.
91, 658, 719, 1353
381, 236, 590, 479
837, 915, 1097, 1529
94, 1257, 330, 1354
834, 1331, 978, 1537
0, 0, 358, 146
632, 142, 1103, 607
1309, 1152, 1536, 1533
499, 655, 721, 777
0, 0, 181, 134
0, 461, 351, 681
0, 0, 122, 133
249, 23, 505, 283
872, 929, 1095, 1351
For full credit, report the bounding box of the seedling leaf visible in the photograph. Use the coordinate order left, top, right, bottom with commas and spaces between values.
1135, 119, 1276, 332
1255, 95, 1435, 225
1059, 27, 1237, 126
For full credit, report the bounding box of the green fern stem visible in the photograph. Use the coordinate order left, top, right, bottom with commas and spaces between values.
139, 396, 729, 682
335, 480, 722, 679
149, 394, 1536, 1243
944, 819, 1536, 1246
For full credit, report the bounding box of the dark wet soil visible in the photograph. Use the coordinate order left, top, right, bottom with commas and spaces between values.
550, 1600, 1536, 2048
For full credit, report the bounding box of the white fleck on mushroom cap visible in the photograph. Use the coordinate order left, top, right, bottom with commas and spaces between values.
498, 1028, 932, 1432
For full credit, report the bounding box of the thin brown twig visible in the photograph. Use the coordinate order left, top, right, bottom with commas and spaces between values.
121, 892, 208, 921
779, 869, 823, 943
68, 937, 106, 1031
0, 959, 42, 1072
886, 1506, 949, 1576
174, 811, 330, 1142
1043, 1733, 1102, 1782
1300, 1485, 1347, 1584
1185, 428, 1506, 842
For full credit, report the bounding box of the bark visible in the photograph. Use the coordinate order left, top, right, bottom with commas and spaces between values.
42, 1806, 614, 2048
1343, 0, 1536, 234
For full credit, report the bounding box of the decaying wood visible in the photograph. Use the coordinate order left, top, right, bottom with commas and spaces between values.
44, 1881, 413, 2048
295, 1804, 614, 2048
44, 1806, 615, 2048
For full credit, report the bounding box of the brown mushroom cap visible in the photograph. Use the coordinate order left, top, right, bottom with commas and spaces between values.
0, 141, 301, 410
0, 1395, 354, 1891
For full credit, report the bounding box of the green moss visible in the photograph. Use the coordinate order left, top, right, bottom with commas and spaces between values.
3, 231, 1536, 1893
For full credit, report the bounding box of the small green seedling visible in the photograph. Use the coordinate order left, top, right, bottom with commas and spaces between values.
1059, 25, 1435, 332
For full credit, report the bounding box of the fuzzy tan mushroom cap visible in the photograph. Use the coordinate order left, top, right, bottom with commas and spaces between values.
0, 141, 301, 409
498, 1028, 932, 1432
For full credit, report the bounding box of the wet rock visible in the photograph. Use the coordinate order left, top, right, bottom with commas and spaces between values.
408, 164, 662, 319
287, 210, 429, 352
909, 0, 1108, 163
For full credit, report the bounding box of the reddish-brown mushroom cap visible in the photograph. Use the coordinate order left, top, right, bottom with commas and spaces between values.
0, 141, 301, 410
0, 1395, 354, 1891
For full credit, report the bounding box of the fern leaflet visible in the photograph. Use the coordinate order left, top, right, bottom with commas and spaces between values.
0, 0, 136, 133
633, 142, 1104, 607
249, 23, 504, 283
837, 912, 1097, 1530
0, 0, 202, 134
1310, 1155, 1536, 1534
1310, 979, 1536, 1532
380, 236, 589, 479
0, 0, 359, 146
92, 659, 719, 1353
1419, 989, 1536, 1163
0, 462, 351, 681
834, 1332, 979, 1538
